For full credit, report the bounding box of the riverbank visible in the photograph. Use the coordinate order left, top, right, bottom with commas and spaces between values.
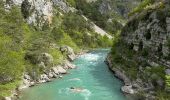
105, 54, 136, 94
4, 49, 88, 100
105, 54, 159, 100
18, 49, 126, 100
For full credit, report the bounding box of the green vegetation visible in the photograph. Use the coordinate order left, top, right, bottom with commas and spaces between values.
66, 0, 76, 7
61, 12, 113, 48
128, 0, 165, 16
111, 31, 138, 80
0, 0, 113, 97
165, 75, 170, 89
75, 0, 124, 34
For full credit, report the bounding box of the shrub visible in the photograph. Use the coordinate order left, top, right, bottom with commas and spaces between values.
128, 0, 155, 16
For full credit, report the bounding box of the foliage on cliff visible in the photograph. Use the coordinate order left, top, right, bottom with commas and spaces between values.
110, 0, 170, 99
0, 0, 113, 97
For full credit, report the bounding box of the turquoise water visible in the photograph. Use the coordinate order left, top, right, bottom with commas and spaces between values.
19, 49, 126, 100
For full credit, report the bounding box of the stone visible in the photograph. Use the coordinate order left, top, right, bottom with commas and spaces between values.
39, 74, 50, 83
57, 66, 67, 74
40, 53, 53, 66
60, 46, 76, 61
48, 72, 54, 78
165, 69, 170, 75
38, 62, 46, 68
24, 74, 31, 80
52, 0, 76, 13
52, 72, 58, 78
63, 60, 76, 69
59, 75, 63, 78
4, 97, 11, 100
121, 85, 134, 94
52, 67, 59, 74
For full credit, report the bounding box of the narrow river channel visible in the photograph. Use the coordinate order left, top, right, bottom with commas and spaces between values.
19, 49, 126, 100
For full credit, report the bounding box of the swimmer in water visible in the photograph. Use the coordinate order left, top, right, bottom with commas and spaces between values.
70, 87, 84, 93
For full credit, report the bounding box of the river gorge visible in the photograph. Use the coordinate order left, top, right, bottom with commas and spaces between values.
19, 49, 126, 100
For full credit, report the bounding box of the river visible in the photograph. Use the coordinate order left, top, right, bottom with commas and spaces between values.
19, 49, 126, 100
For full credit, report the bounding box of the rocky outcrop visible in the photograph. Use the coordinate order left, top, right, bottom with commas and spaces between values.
122, 3, 170, 67
106, 55, 135, 94
52, 0, 75, 13
4, 0, 74, 28
5, 0, 53, 27
18, 60, 76, 90
109, 1, 170, 99
60, 46, 76, 61
121, 85, 134, 94
39, 53, 54, 66
98, 0, 140, 18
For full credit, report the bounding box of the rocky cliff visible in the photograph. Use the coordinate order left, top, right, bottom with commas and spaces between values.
109, 0, 170, 99
98, 0, 140, 18
76, 0, 141, 34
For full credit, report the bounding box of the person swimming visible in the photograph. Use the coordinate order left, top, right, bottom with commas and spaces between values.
70, 87, 84, 93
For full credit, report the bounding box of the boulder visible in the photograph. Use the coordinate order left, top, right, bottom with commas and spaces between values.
39, 74, 50, 83
24, 74, 31, 80
59, 75, 63, 78
52, 72, 58, 78
39, 53, 53, 66
57, 66, 67, 74
18, 79, 30, 90
38, 62, 46, 68
4, 97, 11, 100
48, 72, 54, 78
121, 85, 135, 94
63, 60, 76, 69
52, 67, 59, 74
60, 46, 76, 61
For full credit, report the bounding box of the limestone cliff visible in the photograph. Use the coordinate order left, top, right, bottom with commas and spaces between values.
98, 0, 140, 18
110, 0, 170, 99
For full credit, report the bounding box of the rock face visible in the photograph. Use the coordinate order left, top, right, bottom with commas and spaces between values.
56, 66, 67, 74
98, 0, 140, 18
5, 0, 53, 27
4, 0, 74, 27
109, 1, 170, 99
60, 46, 76, 61
52, 0, 75, 13
122, 6, 170, 67
39, 53, 54, 66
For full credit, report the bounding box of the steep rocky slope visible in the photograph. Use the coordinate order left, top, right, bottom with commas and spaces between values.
109, 0, 170, 99
76, 0, 141, 34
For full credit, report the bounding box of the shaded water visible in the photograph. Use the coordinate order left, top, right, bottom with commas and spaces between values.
19, 49, 126, 100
